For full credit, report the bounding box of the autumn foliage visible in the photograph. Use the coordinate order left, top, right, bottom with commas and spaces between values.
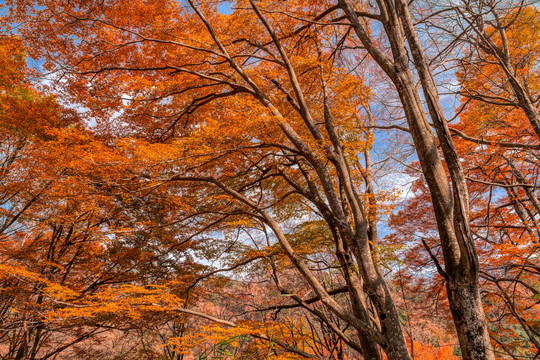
0, 1, 539, 359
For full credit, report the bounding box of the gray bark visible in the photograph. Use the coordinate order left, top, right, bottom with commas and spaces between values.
337, 0, 496, 358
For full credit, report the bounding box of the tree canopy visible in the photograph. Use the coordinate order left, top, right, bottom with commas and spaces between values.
0, 0, 539, 359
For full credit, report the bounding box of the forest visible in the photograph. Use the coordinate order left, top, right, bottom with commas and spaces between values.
0, 0, 539, 359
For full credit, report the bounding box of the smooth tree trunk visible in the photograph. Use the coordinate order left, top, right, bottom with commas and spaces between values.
337, 0, 495, 359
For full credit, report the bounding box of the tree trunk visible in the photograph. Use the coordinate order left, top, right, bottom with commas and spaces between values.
337, 0, 496, 358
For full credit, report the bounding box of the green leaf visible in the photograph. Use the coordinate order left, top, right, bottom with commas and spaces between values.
217, 349, 232, 356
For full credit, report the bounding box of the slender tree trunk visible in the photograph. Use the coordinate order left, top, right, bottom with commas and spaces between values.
340, 256, 383, 360
323, 103, 412, 360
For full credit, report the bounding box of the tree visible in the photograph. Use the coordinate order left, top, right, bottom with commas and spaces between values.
384, 4, 540, 358
331, 1, 496, 358
2, 0, 539, 359
4, 0, 424, 358
0, 36, 203, 360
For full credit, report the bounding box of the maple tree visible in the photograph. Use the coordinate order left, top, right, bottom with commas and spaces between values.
0, 0, 539, 359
